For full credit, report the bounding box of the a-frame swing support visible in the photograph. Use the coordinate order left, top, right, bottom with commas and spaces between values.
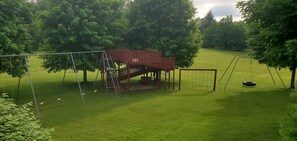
70, 53, 85, 104
24, 57, 40, 117
220, 55, 286, 90
0, 51, 122, 117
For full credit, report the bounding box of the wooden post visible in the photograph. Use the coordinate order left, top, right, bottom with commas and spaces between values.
178, 69, 181, 91
127, 64, 130, 90
158, 71, 161, 89
117, 62, 120, 77
168, 70, 171, 89
173, 69, 175, 90
101, 69, 104, 88
213, 69, 217, 91
164, 71, 167, 91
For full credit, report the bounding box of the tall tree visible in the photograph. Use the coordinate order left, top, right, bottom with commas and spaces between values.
202, 15, 247, 51
125, 0, 200, 68
27, 1, 45, 51
200, 11, 216, 34
0, 0, 33, 77
41, 0, 127, 82
237, 0, 297, 89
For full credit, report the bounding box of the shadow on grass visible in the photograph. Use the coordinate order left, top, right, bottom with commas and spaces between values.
168, 90, 215, 96
26, 81, 172, 128
207, 89, 292, 141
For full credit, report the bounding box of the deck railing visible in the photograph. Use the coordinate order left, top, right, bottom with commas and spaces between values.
106, 49, 175, 70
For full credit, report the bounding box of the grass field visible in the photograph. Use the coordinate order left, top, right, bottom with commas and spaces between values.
1, 48, 294, 140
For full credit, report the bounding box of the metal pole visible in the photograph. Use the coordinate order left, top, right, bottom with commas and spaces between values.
24, 57, 40, 116
0, 50, 106, 58
70, 54, 85, 104
267, 67, 276, 85
224, 57, 240, 90
219, 55, 237, 83
275, 68, 286, 88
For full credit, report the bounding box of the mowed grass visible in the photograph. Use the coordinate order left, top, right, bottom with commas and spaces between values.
0, 48, 294, 140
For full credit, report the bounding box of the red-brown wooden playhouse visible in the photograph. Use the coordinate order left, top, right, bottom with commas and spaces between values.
104, 49, 175, 91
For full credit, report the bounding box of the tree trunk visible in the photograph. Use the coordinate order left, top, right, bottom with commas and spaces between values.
290, 68, 296, 89
83, 69, 87, 83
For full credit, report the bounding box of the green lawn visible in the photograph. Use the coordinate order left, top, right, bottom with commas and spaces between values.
1, 48, 294, 140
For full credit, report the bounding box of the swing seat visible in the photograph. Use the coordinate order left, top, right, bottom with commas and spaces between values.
243, 81, 256, 86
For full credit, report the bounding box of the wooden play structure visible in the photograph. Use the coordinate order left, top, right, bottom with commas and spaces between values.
104, 49, 175, 91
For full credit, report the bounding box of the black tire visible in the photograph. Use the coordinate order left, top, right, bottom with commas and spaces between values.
243, 81, 256, 86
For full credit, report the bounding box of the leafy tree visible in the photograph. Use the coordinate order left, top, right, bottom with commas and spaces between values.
0, 94, 51, 140
202, 23, 218, 48
125, 0, 200, 68
41, 0, 127, 82
26, 1, 45, 51
0, 0, 32, 77
202, 15, 247, 51
200, 11, 216, 34
216, 16, 247, 51
237, 0, 297, 89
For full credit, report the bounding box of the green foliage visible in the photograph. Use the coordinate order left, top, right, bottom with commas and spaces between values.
0, 94, 51, 140
200, 11, 216, 34
202, 16, 247, 51
28, 1, 45, 51
0, 0, 32, 77
237, 0, 297, 88
125, 0, 200, 68
40, 0, 127, 73
285, 39, 297, 70
280, 104, 297, 141
280, 91, 297, 141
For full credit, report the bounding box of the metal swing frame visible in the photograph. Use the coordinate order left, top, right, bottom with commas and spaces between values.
0, 50, 119, 117
219, 55, 286, 90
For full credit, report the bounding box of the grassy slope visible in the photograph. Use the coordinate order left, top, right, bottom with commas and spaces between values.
1, 48, 293, 140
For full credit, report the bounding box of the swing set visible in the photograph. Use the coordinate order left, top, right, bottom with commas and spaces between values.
0, 51, 119, 116
219, 56, 286, 90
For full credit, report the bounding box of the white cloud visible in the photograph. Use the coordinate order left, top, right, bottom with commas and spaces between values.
193, 0, 245, 21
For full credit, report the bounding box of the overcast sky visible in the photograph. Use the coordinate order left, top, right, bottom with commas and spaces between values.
193, 0, 245, 21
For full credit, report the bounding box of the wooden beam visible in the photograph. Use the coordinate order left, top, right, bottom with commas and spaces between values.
173, 69, 175, 90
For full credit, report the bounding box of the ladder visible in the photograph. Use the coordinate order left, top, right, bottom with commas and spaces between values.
102, 52, 120, 97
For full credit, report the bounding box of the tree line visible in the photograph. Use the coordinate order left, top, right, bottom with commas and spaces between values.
200, 11, 247, 51
0, 0, 296, 88
0, 0, 200, 83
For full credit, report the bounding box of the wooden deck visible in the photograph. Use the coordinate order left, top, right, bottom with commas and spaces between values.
106, 49, 175, 71
105, 49, 175, 91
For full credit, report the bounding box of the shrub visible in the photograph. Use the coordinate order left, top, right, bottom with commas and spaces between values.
0, 94, 51, 140
280, 92, 297, 141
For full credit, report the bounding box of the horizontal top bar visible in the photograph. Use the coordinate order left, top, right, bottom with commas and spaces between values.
0, 50, 105, 58
180, 68, 217, 71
